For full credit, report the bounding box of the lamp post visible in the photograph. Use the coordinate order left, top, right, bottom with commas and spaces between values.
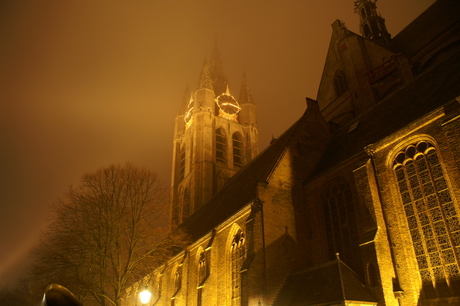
139, 287, 152, 305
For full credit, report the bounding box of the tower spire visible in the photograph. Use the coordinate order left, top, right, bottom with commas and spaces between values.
197, 59, 213, 90
170, 45, 259, 227
210, 41, 228, 96
354, 0, 391, 47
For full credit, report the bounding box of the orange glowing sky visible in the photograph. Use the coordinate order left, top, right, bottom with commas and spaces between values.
0, 0, 435, 286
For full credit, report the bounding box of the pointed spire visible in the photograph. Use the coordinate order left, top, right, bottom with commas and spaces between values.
179, 84, 191, 115
210, 41, 224, 78
209, 41, 228, 96
197, 59, 213, 90
238, 72, 254, 105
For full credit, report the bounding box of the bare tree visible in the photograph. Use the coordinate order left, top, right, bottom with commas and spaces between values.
27, 164, 188, 306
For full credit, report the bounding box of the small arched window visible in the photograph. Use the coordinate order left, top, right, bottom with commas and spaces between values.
232, 132, 244, 168
231, 229, 246, 306
393, 141, 460, 290
333, 70, 349, 97
216, 128, 227, 164
361, 8, 366, 19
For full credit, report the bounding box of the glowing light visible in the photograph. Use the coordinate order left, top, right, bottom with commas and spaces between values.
139, 287, 152, 304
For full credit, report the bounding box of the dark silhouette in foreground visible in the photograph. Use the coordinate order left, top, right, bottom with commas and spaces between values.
40, 284, 82, 306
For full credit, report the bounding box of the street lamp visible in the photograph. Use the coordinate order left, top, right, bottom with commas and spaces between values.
139, 287, 152, 305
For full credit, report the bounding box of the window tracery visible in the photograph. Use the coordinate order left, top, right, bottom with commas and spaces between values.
393, 140, 460, 289
198, 249, 209, 285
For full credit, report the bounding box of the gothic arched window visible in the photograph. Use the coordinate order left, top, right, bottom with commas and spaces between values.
393, 141, 460, 289
333, 70, 348, 97
231, 228, 246, 306
216, 128, 227, 164
174, 266, 182, 295
322, 180, 362, 275
232, 132, 244, 168
198, 249, 209, 285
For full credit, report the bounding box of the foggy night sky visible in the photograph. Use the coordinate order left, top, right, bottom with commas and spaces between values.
1, 0, 435, 286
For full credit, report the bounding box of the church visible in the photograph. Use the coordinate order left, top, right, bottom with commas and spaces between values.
123, 0, 460, 305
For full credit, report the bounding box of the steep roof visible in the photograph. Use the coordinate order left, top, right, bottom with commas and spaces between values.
180, 115, 300, 240
314, 48, 460, 176
273, 256, 376, 306
390, 0, 460, 59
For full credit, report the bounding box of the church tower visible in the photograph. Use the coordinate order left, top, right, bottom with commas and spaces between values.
354, 0, 391, 47
170, 45, 259, 227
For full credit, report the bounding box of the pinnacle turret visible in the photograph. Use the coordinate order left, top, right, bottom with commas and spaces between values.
238, 73, 254, 105
354, 0, 391, 47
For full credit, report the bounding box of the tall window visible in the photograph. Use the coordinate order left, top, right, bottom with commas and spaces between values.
231, 229, 246, 306
216, 128, 227, 164
174, 266, 182, 295
322, 180, 362, 275
393, 141, 460, 293
198, 249, 209, 285
232, 133, 244, 168
333, 70, 348, 97
197, 248, 209, 306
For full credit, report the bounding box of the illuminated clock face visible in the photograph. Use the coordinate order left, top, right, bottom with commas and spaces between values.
215, 93, 241, 116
